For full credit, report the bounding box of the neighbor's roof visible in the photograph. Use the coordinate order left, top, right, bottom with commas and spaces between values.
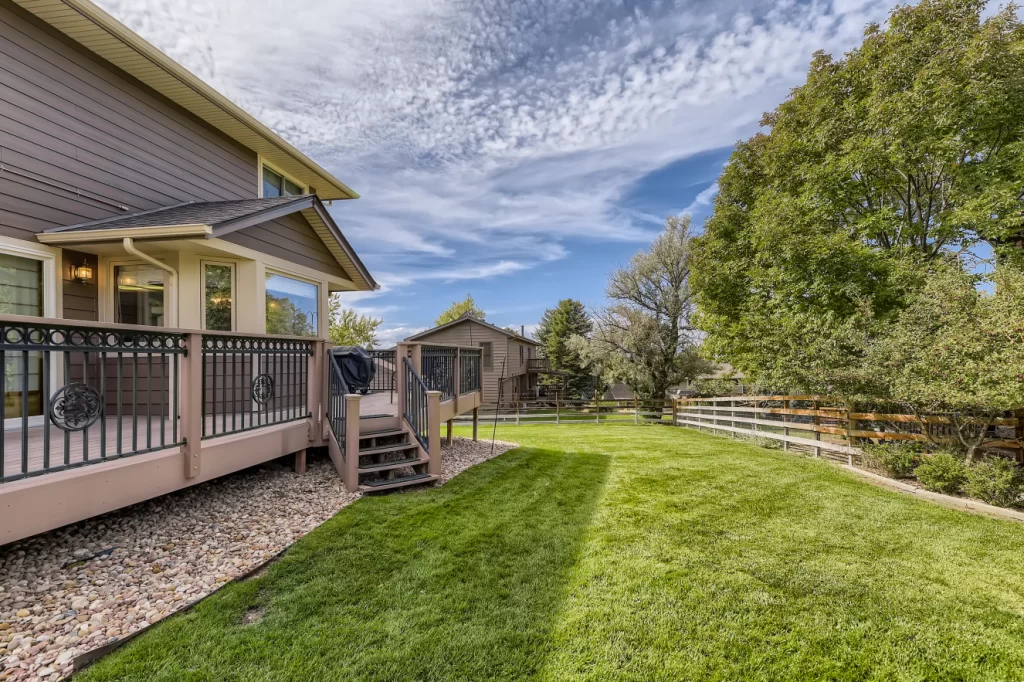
12, 0, 358, 201
406, 314, 540, 345
37, 196, 378, 291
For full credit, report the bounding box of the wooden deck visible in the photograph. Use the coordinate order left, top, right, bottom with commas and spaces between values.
359, 391, 397, 418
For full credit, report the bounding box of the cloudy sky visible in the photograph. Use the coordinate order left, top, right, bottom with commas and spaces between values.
98, 0, 898, 345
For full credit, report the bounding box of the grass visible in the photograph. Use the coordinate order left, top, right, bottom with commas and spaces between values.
81, 425, 1024, 681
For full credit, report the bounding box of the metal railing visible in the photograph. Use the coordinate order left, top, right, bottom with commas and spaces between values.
526, 358, 551, 372
200, 336, 313, 439
422, 345, 456, 401
460, 348, 481, 395
404, 357, 429, 449
327, 353, 350, 449
367, 349, 396, 397
0, 319, 187, 483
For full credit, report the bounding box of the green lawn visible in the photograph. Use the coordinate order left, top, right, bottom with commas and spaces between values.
81, 425, 1024, 681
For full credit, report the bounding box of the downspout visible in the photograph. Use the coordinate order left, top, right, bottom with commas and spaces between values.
122, 237, 178, 327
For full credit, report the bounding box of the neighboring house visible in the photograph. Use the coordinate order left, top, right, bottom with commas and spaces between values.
0, 0, 482, 545
406, 314, 541, 403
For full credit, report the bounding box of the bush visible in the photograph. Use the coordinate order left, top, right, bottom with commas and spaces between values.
964, 458, 1024, 507
861, 442, 920, 478
915, 451, 968, 495
744, 434, 782, 450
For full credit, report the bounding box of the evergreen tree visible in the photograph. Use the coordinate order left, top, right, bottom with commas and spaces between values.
536, 299, 592, 397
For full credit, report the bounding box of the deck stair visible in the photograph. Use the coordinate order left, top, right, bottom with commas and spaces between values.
354, 427, 438, 493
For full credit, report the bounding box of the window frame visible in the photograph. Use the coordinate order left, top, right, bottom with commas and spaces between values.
0, 238, 59, 431
257, 156, 308, 198
200, 259, 237, 332
105, 258, 171, 328
479, 341, 493, 371
264, 267, 321, 338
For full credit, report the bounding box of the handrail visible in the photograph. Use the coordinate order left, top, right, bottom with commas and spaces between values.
403, 356, 429, 449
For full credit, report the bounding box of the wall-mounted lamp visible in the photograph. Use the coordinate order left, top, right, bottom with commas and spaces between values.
72, 262, 93, 284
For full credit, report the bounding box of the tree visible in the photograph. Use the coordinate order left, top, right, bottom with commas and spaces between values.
575, 216, 713, 398
266, 295, 315, 337
535, 299, 592, 397
328, 295, 382, 348
434, 295, 486, 326
868, 262, 1024, 463
692, 0, 1024, 393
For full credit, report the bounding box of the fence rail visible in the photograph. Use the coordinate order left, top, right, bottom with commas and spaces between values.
200, 336, 313, 439
367, 349, 396, 395
459, 398, 672, 425
674, 396, 1024, 463
1, 320, 187, 482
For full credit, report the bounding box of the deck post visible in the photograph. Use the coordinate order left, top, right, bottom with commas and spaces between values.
181, 332, 203, 479
472, 407, 479, 441
308, 340, 326, 445
446, 419, 453, 446
344, 394, 361, 492
427, 390, 442, 477
293, 448, 307, 475
320, 341, 334, 441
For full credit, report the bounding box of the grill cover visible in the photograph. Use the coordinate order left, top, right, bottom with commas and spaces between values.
333, 346, 376, 392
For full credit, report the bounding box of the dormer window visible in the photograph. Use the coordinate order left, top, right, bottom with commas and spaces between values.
260, 162, 305, 198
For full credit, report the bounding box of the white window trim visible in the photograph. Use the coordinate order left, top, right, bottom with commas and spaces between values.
264, 266, 322, 337
0, 238, 60, 431
200, 259, 237, 331
257, 155, 309, 198
101, 257, 171, 327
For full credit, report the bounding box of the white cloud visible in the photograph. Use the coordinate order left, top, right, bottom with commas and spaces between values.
682, 182, 720, 217
95, 0, 895, 291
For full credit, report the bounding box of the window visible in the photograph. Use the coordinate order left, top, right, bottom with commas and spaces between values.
202, 262, 234, 331
519, 343, 524, 365
0, 253, 44, 418
115, 265, 166, 326
479, 341, 493, 370
261, 164, 304, 198
265, 272, 318, 336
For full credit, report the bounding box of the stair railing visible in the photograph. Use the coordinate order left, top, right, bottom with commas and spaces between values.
403, 356, 429, 449
328, 353, 351, 450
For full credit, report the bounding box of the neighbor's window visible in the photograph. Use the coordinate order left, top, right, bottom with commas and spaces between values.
203, 263, 234, 331
262, 164, 304, 198
479, 341, 493, 370
0, 253, 44, 417
265, 272, 318, 337
115, 265, 165, 327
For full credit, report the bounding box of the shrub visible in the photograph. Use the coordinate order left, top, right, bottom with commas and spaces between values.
964, 458, 1024, 507
744, 434, 782, 450
861, 442, 920, 478
915, 451, 968, 495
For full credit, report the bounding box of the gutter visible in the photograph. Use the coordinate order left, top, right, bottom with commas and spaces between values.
123, 237, 178, 327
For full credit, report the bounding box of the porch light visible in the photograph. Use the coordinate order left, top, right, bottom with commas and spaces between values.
72, 262, 93, 283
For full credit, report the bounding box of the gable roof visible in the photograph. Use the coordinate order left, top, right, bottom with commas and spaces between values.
406, 314, 540, 345
37, 195, 378, 291
13, 0, 358, 201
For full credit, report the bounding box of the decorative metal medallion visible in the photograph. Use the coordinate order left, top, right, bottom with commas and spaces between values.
252, 373, 275, 405
49, 383, 103, 432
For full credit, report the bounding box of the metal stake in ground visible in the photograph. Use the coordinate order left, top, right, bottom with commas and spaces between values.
491, 356, 507, 456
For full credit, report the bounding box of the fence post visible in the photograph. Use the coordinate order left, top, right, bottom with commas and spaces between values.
813, 399, 821, 457
1016, 409, 1024, 464
427, 390, 442, 477
516, 396, 520, 427
782, 398, 790, 452
556, 396, 560, 425
635, 394, 639, 425
181, 332, 203, 479
672, 399, 678, 425
344, 394, 361, 493
846, 402, 856, 465
595, 396, 601, 424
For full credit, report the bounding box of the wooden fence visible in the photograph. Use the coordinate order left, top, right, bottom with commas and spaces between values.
674, 395, 1024, 464
456, 398, 672, 426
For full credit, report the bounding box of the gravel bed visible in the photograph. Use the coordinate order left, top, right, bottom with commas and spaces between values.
0, 437, 517, 681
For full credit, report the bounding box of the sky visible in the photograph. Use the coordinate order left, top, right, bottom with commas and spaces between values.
97, 0, 903, 346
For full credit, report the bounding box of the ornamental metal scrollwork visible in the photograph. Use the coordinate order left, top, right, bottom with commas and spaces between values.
252, 373, 275, 405
49, 383, 103, 432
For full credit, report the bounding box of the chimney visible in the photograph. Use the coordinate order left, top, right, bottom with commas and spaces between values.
520, 325, 525, 337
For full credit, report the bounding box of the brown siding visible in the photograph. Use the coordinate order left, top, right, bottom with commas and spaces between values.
222, 212, 346, 278
61, 248, 97, 321
0, 0, 257, 241
412, 321, 521, 403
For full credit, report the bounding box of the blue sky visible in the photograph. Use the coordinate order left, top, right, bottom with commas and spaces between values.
98, 0, 902, 344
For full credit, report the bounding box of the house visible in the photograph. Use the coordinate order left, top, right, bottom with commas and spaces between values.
0, 0, 482, 544
405, 315, 542, 403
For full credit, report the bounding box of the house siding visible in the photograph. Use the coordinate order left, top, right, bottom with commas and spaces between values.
222, 212, 346, 279
60, 248, 97, 321
0, 0, 257, 242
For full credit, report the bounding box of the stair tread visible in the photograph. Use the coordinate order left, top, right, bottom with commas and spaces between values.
358, 442, 418, 457
359, 457, 428, 473
358, 429, 407, 440
358, 473, 438, 492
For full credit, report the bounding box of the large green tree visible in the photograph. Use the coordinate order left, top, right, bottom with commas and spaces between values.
575, 216, 712, 398
434, 295, 486, 326
536, 299, 592, 397
328, 295, 382, 348
692, 0, 1024, 394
